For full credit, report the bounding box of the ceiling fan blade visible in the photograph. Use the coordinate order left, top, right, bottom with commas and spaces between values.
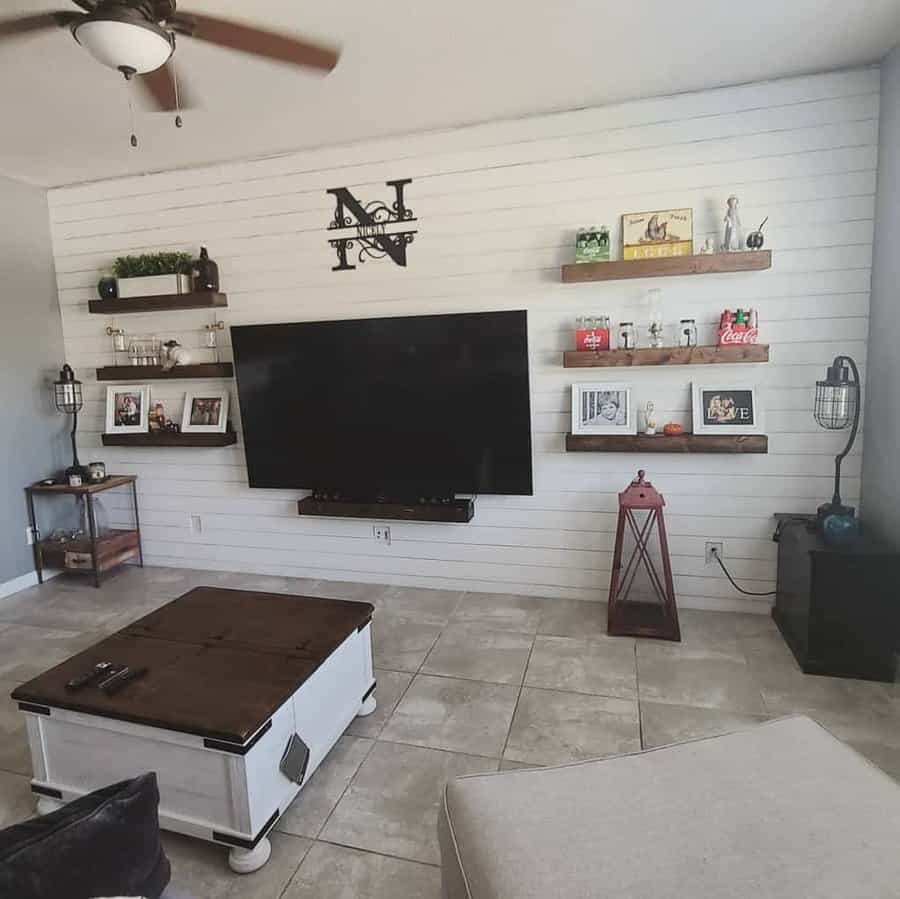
171, 12, 339, 72
138, 62, 197, 111
0, 12, 80, 40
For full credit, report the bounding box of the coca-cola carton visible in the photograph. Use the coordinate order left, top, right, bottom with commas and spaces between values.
717, 308, 759, 346
575, 327, 610, 351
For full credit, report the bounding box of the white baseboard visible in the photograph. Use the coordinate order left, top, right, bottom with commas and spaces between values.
0, 568, 62, 600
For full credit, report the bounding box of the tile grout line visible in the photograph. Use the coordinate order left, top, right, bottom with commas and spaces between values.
277, 835, 315, 899
315, 836, 443, 869
307, 736, 379, 848
634, 641, 645, 750
499, 630, 538, 763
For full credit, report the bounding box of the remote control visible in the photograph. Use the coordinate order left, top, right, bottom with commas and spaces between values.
66, 661, 114, 691
100, 666, 148, 695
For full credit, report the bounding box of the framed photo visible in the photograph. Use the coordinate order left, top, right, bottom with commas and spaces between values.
622, 208, 693, 260
571, 383, 635, 435
181, 391, 229, 434
105, 385, 150, 434
691, 384, 762, 435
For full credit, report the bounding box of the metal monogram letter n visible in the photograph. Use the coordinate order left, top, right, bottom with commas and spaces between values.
326, 179, 417, 271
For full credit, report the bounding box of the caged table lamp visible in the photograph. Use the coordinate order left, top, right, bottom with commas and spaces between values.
54, 363, 88, 481
813, 355, 861, 540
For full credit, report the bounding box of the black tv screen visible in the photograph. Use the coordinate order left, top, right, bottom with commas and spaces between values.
231, 310, 533, 497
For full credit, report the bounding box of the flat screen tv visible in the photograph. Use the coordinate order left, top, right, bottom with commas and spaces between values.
231, 310, 533, 498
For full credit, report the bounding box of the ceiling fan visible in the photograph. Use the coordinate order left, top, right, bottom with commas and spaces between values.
0, 1, 340, 111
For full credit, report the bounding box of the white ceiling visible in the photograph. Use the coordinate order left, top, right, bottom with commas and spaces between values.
1, 0, 899, 187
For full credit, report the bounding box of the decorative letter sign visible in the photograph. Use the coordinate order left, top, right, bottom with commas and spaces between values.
607, 470, 681, 641
326, 179, 417, 271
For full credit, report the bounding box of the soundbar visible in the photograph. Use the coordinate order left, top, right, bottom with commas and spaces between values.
297, 497, 474, 523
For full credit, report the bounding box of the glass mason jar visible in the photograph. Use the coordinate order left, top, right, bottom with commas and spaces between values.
78, 496, 110, 538
679, 319, 698, 347
618, 321, 637, 350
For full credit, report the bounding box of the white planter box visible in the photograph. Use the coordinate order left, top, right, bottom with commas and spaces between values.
117, 273, 192, 298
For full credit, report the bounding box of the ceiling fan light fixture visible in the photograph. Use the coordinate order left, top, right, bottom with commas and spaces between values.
74, 18, 174, 74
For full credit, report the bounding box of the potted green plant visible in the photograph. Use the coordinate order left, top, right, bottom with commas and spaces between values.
113, 252, 194, 299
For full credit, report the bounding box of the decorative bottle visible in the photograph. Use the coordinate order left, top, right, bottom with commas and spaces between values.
193, 247, 219, 292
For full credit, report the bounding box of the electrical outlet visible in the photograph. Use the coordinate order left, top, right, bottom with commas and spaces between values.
25, 526, 35, 546
705, 541, 724, 565
190, 514, 203, 534
372, 525, 391, 545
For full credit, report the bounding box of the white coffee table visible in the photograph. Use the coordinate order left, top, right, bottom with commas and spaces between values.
12, 587, 376, 873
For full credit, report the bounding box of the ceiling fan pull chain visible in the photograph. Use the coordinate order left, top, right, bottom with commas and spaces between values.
128, 83, 138, 148
173, 65, 183, 129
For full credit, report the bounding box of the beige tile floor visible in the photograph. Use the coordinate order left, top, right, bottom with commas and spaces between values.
0, 566, 898, 899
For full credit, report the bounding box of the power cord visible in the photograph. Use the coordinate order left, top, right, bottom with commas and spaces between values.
709, 546, 776, 597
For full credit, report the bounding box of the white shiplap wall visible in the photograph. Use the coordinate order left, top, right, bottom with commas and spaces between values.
46, 68, 878, 612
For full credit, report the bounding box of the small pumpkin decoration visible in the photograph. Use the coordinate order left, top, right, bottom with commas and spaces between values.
663, 422, 684, 436
746, 216, 768, 250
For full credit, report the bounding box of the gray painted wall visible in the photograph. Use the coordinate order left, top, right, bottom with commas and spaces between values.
862, 48, 900, 546
0, 175, 67, 584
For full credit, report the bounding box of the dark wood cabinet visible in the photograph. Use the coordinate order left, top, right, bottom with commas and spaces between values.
773, 515, 899, 682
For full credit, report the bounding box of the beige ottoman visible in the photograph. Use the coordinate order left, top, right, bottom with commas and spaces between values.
438, 716, 900, 898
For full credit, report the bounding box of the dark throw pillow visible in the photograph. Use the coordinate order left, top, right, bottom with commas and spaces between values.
0, 772, 170, 899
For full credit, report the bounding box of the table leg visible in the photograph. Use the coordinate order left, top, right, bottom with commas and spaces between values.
132, 480, 144, 568
228, 838, 272, 874
25, 490, 43, 585
86, 494, 100, 588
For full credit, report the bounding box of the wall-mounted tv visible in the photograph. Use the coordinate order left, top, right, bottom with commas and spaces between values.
231, 310, 533, 499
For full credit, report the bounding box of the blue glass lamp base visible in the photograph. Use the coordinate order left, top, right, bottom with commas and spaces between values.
817, 503, 860, 545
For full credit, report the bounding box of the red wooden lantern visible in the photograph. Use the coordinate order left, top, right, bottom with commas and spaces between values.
607, 469, 680, 641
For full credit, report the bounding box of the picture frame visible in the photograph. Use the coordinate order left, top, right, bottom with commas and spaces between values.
571, 383, 636, 435
105, 385, 150, 434
622, 208, 693, 260
691, 384, 762, 435
181, 391, 229, 434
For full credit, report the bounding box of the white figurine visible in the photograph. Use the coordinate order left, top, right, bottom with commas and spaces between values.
722, 195, 744, 252
161, 340, 192, 371
644, 400, 657, 436
699, 237, 715, 255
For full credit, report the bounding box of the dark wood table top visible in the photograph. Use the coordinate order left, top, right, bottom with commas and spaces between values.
11, 587, 374, 744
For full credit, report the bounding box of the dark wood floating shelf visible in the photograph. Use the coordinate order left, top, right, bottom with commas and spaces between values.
561, 250, 771, 284
96, 363, 234, 381
88, 292, 228, 314
101, 431, 237, 448
298, 496, 475, 523
566, 433, 768, 454
564, 344, 769, 368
